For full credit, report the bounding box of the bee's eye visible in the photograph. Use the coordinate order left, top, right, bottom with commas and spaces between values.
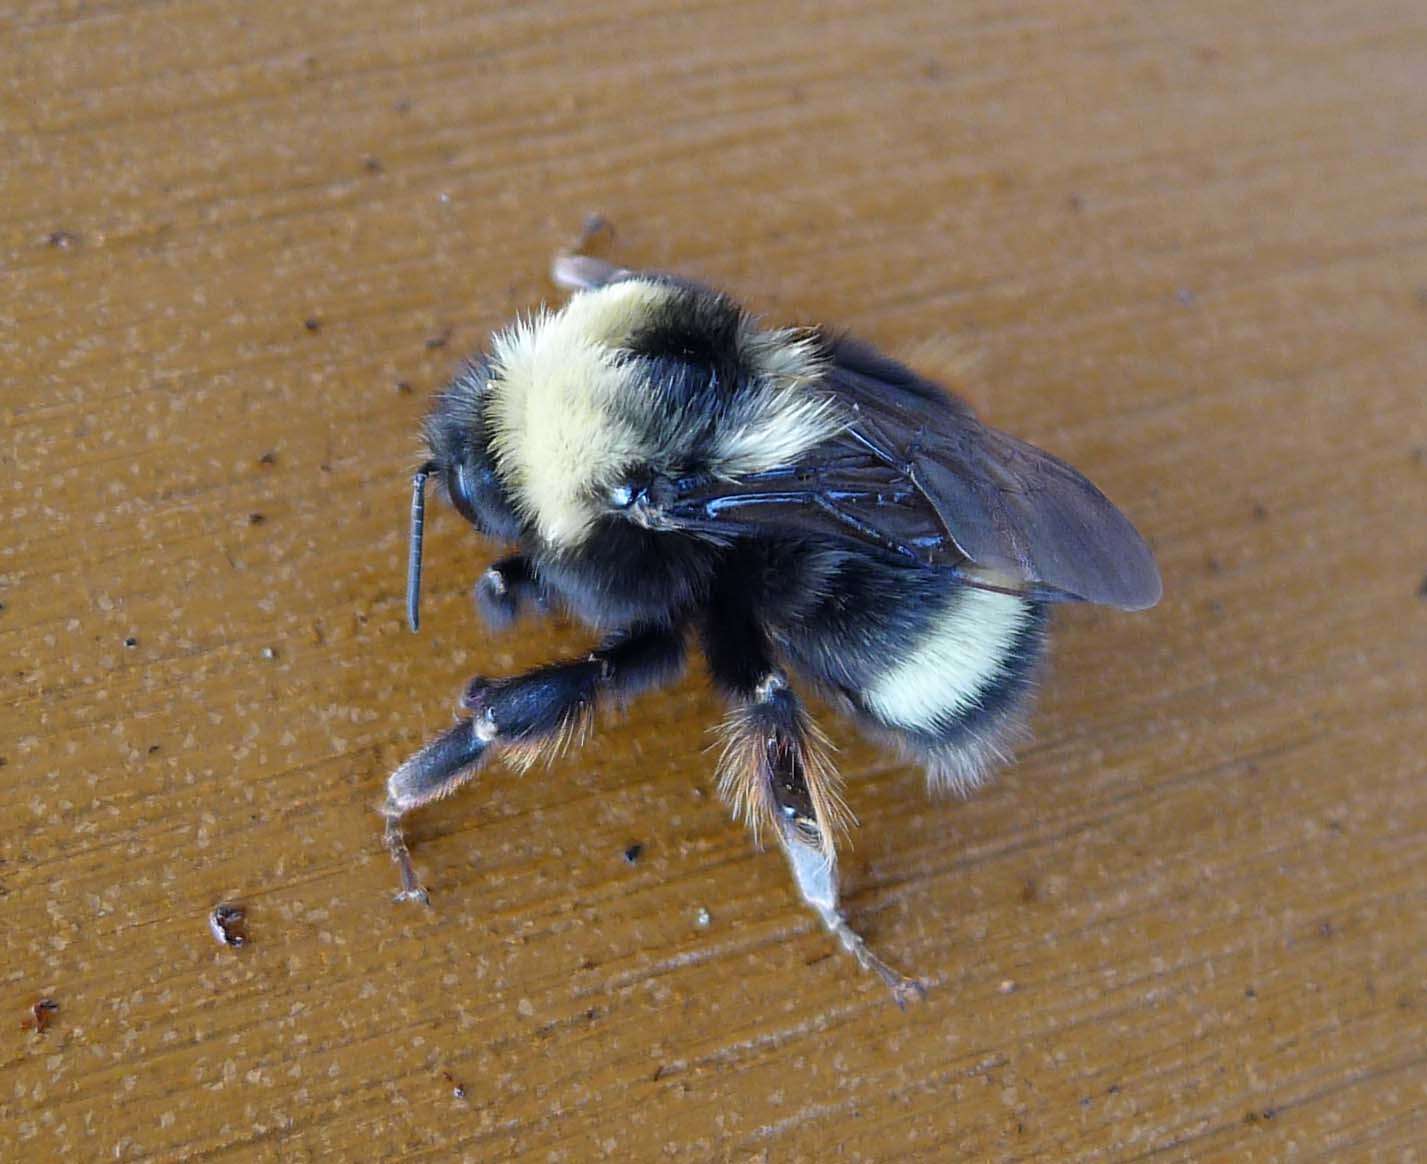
448, 461, 497, 528
608, 483, 637, 510
441, 457, 522, 540
449, 463, 477, 518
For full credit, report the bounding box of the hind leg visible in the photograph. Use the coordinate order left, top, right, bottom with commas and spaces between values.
701, 602, 925, 1005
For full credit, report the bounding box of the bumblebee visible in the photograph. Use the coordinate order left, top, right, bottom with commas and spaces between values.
383, 251, 1160, 1004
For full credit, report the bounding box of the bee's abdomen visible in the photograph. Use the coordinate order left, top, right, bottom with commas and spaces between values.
861, 587, 1042, 735
776, 554, 1046, 792
856, 588, 1046, 790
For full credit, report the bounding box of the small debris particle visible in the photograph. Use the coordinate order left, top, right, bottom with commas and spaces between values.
147, 744, 160, 755
1251, 502, 1268, 521
46, 229, 80, 249
258, 451, 277, 466
1245, 986, 1257, 998
694, 907, 712, 928
442, 1070, 467, 1100
1176, 288, 1197, 306
123, 636, 138, 648
623, 843, 643, 865
1417, 573, 1427, 600
260, 646, 278, 660
395, 380, 413, 395
248, 512, 266, 526
362, 155, 384, 174
424, 327, 452, 350
304, 317, 322, 333
25, 998, 60, 1034
1318, 919, 1335, 939
209, 903, 248, 947
998, 979, 1017, 995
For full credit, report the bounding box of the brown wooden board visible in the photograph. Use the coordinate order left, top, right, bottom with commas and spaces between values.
3, 2, 1426, 1159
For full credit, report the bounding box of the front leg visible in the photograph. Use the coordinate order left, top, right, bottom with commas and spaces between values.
702, 609, 925, 1006
475, 554, 550, 629
382, 623, 684, 903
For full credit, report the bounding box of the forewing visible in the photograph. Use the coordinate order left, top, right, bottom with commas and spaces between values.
909, 419, 1162, 610
669, 335, 1162, 610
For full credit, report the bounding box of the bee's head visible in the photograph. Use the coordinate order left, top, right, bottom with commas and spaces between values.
423, 359, 523, 542
405, 360, 523, 632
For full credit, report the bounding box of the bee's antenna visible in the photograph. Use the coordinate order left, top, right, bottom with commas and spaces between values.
407, 461, 438, 632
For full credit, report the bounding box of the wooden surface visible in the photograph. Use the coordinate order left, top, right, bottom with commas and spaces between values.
4, 2, 1426, 1159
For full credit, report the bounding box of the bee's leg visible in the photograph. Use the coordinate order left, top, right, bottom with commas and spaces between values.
778, 819, 927, 1010
705, 629, 927, 1006
382, 720, 486, 904
475, 554, 550, 629
551, 253, 631, 292
381, 624, 685, 904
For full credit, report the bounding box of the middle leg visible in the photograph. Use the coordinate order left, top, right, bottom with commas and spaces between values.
382, 623, 685, 903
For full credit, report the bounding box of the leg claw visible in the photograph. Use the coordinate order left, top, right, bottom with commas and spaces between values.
383, 815, 430, 907
888, 977, 929, 1010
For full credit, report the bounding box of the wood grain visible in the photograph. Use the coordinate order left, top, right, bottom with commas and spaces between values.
3, 1, 1426, 1159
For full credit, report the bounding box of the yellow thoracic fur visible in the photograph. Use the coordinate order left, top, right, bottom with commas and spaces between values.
484, 278, 840, 548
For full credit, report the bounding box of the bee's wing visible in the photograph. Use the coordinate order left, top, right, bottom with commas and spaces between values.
670, 335, 1162, 611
